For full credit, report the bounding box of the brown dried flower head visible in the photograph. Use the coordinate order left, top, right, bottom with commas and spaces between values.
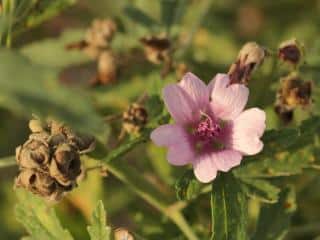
278, 39, 303, 66
275, 73, 312, 123
228, 42, 267, 85
140, 35, 171, 64
14, 118, 95, 201
122, 103, 148, 135
85, 19, 117, 48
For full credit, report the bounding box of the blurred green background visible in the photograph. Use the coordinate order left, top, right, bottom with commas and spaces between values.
0, 0, 320, 239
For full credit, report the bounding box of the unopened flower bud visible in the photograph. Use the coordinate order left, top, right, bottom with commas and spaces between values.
122, 103, 148, 134
28, 119, 44, 133
278, 39, 302, 66
85, 19, 117, 48
49, 143, 81, 186
16, 139, 50, 169
140, 35, 171, 64
114, 228, 134, 240
228, 42, 267, 85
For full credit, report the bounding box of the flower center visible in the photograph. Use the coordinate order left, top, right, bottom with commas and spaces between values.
194, 117, 222, 145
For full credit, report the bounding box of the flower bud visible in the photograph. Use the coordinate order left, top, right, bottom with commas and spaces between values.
85, 19, 117, 48
16, 139, 50, 169
49, 143, 81, 186
122, 103, 148, 134
278, 39, 302, 66
228, 42, 267, 85
140, 35, 171, 64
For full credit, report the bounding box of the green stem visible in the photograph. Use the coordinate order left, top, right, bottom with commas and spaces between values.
0, 155, 16, 168
86, 156, 199, 240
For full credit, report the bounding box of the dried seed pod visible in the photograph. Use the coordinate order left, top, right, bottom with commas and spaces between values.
15, 169, 63, 201
95, 50, 117, 85
16, 139, 50, 169
176, 63, 189, 81
28, 119, 44, 133
228, 42, 267, 85
85, 19, 117, 48
278, 39, 302, 66
49, 143, 81, 186
140, 35, 171, 64
114, 228, 134, 240
122, 103, 148, 135
275, 73, 312, 123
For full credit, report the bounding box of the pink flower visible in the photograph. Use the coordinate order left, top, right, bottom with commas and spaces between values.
150, 73, 266, 183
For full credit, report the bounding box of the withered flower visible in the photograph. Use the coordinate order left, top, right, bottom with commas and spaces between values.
85, 19, 117, 48
14, 118, 95, 201
278, 39, 302, 66
140, 35, 171, 65
228, 42, 267, 85
122, 103, 148, 135
275, 73, 312, 123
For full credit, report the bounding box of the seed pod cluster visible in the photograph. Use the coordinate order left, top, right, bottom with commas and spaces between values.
122, 103, 148, 135
275, 73, 312, 123
228, 42, 267, 85
15, 119, 95, 201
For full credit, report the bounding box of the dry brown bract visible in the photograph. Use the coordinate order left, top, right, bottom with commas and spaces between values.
122, 103, 148, 135
140, 35, 171, 65
228, 42, 267, 85
15, 118, 95, 201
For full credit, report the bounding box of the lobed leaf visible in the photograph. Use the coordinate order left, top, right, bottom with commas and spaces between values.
15, 189, 74, 240
252, 187, 296, 240
87, 201, 111, 240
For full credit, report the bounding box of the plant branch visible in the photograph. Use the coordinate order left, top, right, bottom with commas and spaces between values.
0, 155, 16, 168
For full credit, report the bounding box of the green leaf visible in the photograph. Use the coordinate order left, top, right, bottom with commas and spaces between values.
26, 0, 76, 29
15, 189, 74, 240
210, 173, 248, 240
240, 178, 280, 203
0, 48, 103, 134
123, 6, 158, 29
20, 29, 90, 68
160, 0, 179, 30
175, 169, 202, 201
252, 187, 296, 240
87, 201, 111, 240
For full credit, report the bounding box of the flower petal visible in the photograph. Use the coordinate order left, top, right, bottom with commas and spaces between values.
210, 74, 249, 120
163, 84, 197, 124
212, 150, 242, 172
193, 154, 218, 183
179, 72, 209, 110
150, 124, 186, 147
167, 142, 195, 166
231, 108, 266, 155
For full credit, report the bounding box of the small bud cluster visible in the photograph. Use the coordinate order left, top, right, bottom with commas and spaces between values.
66, 19, 117, 85
228, 42, 267, 85
275, 73, 312, 123
15, 118, 95, 201
122, 103, 148, 135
